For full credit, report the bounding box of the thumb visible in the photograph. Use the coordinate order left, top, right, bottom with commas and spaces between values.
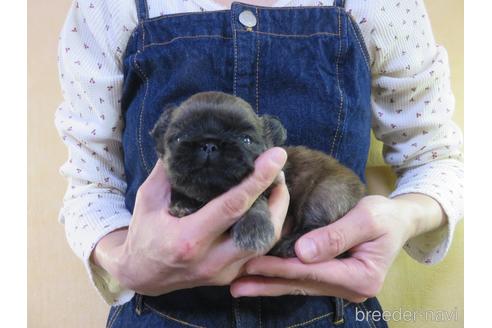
294, 206, 377, 263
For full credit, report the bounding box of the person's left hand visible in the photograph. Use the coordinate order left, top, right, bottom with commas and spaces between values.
230, 194, 444, 302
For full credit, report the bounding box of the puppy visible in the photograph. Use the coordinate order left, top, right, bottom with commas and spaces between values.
151, 92, 365, 257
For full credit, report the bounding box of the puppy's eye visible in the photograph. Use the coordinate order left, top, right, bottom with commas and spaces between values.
242, 136, 252, 144
175, 134, 185, 143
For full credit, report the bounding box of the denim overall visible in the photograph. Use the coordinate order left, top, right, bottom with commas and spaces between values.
109, 0, 388, 327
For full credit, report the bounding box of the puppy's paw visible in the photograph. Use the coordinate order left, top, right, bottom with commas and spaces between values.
169, 203, 195, 218
267, 234, 300, 258
231, 211, 275, 253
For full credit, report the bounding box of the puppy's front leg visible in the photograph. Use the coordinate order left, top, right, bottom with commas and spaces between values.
231, 196, 275, 253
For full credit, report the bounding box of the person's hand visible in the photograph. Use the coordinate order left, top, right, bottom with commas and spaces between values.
92, 147, 289, 296
230, 194, 445, 302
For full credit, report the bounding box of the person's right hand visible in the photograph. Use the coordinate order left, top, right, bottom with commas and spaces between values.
91, 147, 289, 296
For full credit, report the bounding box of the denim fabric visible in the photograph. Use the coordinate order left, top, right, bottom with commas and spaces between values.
107, 294, 388, 328
118, 0, 381, 327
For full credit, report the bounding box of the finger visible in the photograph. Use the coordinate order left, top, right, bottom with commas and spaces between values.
190, 147, 287, 239
135, 160, 172, 209
244, 255, 366, 290
208, 235, 257, 264
199, 235, 258, 283
294, 206, 381, 263
230, 276, 367, 303
230, 276, 326, 297
230, 276, 362, 300
267, 171, 290, 242
245, 256, 306, 279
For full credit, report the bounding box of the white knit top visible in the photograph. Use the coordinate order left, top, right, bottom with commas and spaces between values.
55, 0, 464, 305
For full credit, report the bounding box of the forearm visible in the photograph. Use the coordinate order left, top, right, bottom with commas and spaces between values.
392, 193, 447, 241
386, 160, 463, 265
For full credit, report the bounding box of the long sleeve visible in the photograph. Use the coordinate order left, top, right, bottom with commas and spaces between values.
366, 0, 463, 264
55, 0, 138, 305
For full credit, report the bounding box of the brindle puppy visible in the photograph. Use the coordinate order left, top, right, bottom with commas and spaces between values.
151, 92, 365, 257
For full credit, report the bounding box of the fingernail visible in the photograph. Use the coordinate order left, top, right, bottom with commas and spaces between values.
298, 238, 318, 261
270, 148, 287, 166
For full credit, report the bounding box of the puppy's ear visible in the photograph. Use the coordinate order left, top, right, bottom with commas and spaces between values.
150, 104, 177, 156
262, 115, 287, 147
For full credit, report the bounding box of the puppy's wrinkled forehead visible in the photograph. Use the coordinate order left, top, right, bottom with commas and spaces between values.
170, 92, 261, 132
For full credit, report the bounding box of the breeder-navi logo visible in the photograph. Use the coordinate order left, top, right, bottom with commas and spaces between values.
355, 307, 459, 323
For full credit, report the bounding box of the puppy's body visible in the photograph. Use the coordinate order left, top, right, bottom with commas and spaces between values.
151, 92, 365, 257
270, 146, 365, 256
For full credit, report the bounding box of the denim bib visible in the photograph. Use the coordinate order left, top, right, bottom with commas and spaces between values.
115, 0, 386, 327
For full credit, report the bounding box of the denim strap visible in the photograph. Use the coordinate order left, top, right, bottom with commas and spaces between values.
333, 0, 345, 8
135, 0, 149, 21
332, 297, 345, 325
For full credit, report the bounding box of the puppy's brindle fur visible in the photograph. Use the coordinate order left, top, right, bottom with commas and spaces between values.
151, 92, 365, 257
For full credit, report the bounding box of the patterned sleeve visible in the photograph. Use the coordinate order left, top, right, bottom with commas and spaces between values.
368, 0, 464, 264
54, 0, 137, 304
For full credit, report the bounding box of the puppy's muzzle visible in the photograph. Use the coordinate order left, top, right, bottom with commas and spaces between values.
200, 142, 218, 154
197, 141, 220, 163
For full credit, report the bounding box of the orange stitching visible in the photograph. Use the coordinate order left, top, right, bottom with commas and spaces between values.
143, 0, 149, 20
240, 4, 340, 11
258, 298, 262, 328
144, 10, 230, 23
255, 7, 260, 113
141, 21, 145, 52
132, 55, 151, 174
234, 298, 241, 327
143, 35, 232, 49
330, 7, 344, 157
107, 305, 124, 328
238, 30, 339, 38
360, 302, 377, 328
233, 9, 238, 96
347, 16, 370, 70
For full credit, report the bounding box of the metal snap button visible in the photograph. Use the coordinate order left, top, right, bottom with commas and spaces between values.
238, 10, 257, 28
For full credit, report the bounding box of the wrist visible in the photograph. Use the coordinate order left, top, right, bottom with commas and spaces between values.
391, 193, 447, 240
91, 228, 128, 279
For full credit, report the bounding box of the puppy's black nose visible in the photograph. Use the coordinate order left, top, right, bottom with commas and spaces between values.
201, 143, 218, 154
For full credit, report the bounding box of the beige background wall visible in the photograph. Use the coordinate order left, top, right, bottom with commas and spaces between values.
27, 1, 464, 327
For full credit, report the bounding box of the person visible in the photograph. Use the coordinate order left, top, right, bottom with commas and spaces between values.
55, 0, 463, 326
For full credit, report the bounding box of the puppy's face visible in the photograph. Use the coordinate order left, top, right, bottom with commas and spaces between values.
151, 92, 286, 200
